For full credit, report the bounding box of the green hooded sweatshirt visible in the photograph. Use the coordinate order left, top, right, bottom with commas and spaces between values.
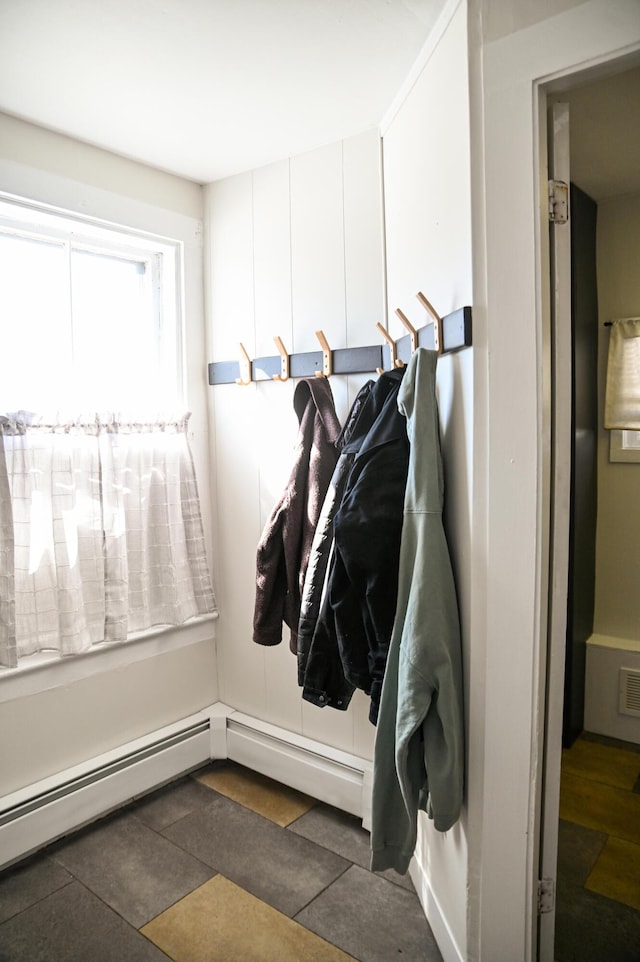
370, 347, 464, 875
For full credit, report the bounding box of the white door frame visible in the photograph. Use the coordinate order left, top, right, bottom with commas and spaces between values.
534, 50, 640, 958
533, 41, 640, 962
473, 4, 640, 959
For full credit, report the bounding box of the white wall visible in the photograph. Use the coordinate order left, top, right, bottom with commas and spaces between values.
594, 190, 640, 641
0, 113, 218, 795
469, 1, 640, 959
381, 4, 472, 960
205, 127, 386, 761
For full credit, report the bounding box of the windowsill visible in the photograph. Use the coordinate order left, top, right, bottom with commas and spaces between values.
0, 613, 218, 705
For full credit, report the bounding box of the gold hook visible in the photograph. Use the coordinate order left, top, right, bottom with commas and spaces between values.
236, 342, 252, 385
315, 330, 332, 377
375, 322, 403, 374
272, 336, 290, 382
395, 308, 418, 355
416, 292, 443, 354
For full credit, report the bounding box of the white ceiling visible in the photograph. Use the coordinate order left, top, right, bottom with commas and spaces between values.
0, 0, 446, 184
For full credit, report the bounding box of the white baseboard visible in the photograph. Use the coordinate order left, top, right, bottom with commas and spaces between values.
410, 855, 465, 962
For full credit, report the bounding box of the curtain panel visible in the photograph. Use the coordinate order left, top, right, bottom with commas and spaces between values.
604, 318, 640, 429
0, 413, 216, 669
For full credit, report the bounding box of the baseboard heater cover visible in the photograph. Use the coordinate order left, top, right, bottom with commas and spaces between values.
0, 704, 372, 871
0, 712, 213, 871
225, 710, 372, 825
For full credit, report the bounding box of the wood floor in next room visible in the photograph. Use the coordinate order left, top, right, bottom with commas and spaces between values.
555, 731, 640, 962
0, 760, 442, 962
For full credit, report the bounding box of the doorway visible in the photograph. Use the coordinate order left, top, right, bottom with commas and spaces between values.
544, 63, 640, 961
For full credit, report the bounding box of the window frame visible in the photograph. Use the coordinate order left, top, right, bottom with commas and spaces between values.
0, 191, 216, 688
0, 192, 187, 414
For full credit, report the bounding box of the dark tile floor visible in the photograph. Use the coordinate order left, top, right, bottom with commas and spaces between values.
0, 761, 442, 962
554, 732, 640, 962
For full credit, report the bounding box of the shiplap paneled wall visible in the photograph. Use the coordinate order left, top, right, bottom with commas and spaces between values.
205, 128, 385, 761
205, 9, 473, 958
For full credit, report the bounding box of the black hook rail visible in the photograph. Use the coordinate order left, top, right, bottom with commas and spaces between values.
208, 306, 472, 386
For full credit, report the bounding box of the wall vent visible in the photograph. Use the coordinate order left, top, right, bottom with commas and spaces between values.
619, 668, 640, 717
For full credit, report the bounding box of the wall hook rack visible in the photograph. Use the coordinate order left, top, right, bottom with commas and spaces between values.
208, 303, 472, 386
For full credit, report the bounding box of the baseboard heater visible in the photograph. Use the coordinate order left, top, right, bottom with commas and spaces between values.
224, 709, 372, 828
0, 704, 371, 871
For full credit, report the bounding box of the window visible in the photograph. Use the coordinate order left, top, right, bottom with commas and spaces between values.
0, 197, 182, 414
0, 196, 216, 671
604, 317, 640, 463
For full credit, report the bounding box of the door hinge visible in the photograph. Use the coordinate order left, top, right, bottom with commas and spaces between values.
538, 877, 555, 914
548, 180, 569, 224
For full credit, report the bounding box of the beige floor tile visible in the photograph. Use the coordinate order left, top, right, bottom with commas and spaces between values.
585, 836, 640, 912
196, 762, 316, 826
559, 771, 640, 845
562, 738, 640, 791
141, 875, 356, 962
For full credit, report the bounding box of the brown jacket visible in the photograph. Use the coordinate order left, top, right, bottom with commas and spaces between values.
253, 377, 341, 652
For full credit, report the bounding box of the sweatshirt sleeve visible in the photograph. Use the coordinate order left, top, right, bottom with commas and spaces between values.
370, 518, 464, 873
369, 624, 418, 874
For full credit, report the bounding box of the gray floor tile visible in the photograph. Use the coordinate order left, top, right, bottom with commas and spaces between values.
289, 802, 415, 891
554, 876, 640, 962
0, 881, 171, 962
131, 774, 219, 830
49, 809, 215, 928
0, 855, 72, 924
556, 818, 607, 885
162, 790, 350, 917
295, 863, 443, 962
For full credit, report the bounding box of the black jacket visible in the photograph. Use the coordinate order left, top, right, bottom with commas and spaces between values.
301, 367, 409, 723
296, 379, 374, 687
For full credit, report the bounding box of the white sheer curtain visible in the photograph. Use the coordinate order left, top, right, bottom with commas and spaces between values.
604, 318, 640, 429
0, 413, 216, 669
